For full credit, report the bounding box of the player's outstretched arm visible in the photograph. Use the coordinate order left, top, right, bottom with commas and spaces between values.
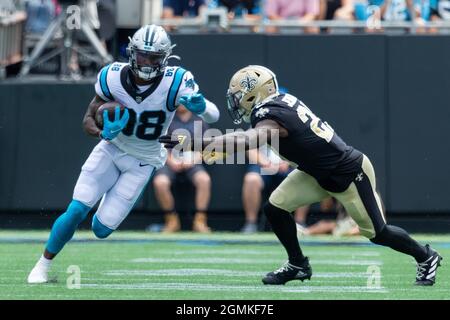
201, 119, 287, 152
159, 119, 288, 155
82, 94, 107, 138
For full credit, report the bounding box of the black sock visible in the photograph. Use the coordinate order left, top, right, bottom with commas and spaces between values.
370, 224, 428, 262
263, 202, 305, 265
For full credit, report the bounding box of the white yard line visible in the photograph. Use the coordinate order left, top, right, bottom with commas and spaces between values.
131, 257, 383, 266
149, 249, 380, 257
80, 282, 388, 293
103, 269, 370, 278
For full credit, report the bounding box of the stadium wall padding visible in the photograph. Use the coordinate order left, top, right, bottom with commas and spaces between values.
387, 36, 450, 213
1, 34, 449, 214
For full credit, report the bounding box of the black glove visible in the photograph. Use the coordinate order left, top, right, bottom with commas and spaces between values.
158, 134, 192, 150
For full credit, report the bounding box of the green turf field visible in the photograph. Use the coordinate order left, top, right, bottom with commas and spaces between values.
0, 231, 448, 300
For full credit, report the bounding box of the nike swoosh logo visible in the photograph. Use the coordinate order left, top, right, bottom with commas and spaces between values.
139, 163, 150, 167
110, 129, 122, 134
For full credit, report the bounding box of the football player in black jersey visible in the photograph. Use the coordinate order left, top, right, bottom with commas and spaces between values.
159, 65, 442, 286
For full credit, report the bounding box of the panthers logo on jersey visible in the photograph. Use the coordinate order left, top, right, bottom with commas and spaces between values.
185, 78, 196, 90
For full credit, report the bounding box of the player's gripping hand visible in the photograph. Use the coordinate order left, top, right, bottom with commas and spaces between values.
158, 134, 180, 149
158, 134, 192, 150
100, 106, 129, 140
179, 93, 206, 114
159, 134, 228, 164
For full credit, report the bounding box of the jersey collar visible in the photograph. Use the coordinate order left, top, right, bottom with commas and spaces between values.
120, 66, 163, 103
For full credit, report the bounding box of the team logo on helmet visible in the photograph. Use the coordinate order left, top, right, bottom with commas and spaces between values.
240, 75, 257, 92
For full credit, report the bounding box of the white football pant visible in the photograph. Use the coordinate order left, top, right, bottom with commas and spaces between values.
73, 140, 154, 230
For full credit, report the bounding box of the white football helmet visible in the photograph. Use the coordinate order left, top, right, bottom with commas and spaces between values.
126, 24, 179, 81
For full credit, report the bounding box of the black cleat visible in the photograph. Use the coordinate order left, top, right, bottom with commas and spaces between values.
262, 257, 312, 285
415, 244, 442, 286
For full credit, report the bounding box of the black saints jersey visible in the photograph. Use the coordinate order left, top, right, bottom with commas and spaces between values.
250, 93, 363, 193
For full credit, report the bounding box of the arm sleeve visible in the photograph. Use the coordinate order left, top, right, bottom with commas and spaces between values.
199, 98, 220, 124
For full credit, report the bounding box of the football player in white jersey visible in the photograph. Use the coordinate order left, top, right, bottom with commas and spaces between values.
27, 25, 220, 284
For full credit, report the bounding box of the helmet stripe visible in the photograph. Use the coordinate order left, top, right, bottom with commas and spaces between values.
144, 26, 150, 45
144, 25, 156, 47
149, 26, 157, 46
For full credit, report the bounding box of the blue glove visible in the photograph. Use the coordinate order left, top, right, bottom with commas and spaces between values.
101, 106, 129, 140
179, 93, 206, 114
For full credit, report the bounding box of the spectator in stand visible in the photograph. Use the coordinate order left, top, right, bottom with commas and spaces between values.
354, 0, 430, 33
381, 0, 422, 22
296, 198, 360, 237
218, 0, 261, 18
433, 0, 450, 20
241, 147, 308, 233
162, 0, 207, 18
430, 0, 441, 21
217, 0, 262, 31
427, 0, 450, 33
265, 0, 321, 33
162, 0, 206, 31
152, 105, 212, 233
319, 0, 354, 21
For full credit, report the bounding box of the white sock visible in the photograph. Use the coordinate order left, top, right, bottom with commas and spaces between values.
37, 255, 53, 268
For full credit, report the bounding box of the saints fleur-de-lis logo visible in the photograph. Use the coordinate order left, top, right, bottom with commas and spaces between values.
255, 107, 269, 118
240, 75, 257, 92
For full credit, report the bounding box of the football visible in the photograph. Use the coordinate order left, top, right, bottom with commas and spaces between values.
95, 101, 126, 128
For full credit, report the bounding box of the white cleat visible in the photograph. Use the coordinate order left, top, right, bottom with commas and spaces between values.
27, 265, 49, 284
27, 256, 52, 284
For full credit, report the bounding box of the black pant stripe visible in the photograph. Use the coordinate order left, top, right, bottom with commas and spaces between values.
354, 173, 386, 235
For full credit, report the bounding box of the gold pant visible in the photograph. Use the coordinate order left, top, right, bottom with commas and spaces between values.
269, 155, 386, 238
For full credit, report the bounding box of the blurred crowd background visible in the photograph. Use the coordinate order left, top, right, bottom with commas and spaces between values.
2, 0, 450, 79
